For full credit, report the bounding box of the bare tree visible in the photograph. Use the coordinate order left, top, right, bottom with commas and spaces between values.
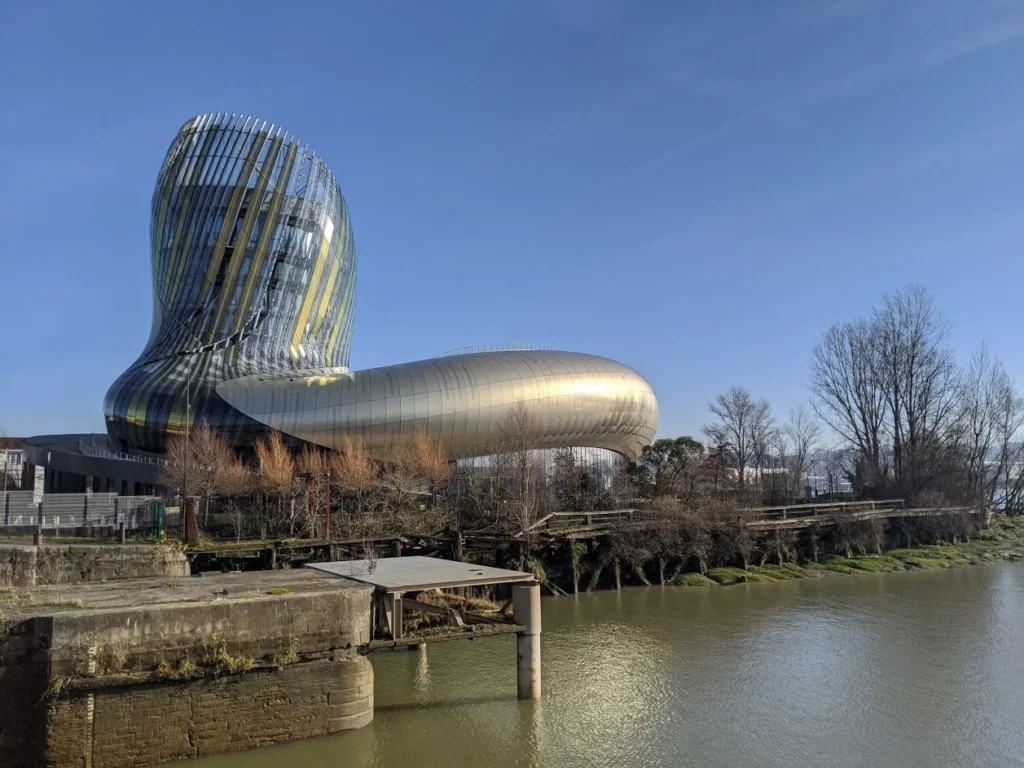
376, 442, 419, 528
327, 437, 380, 540
408, 431, 451, 506
960, 346, 1024, 512
810, 319, 886, 488
960, 344, 1000, 507
221, 458, 254, 497
995, 392, 1024, 515
329, 436, 377, 532
498, 401, 541, 534
765, 429, 789, 505
817, 445, 853, 499
297, 446, 331, 538
784, 405, 821, 500
551, 448, 584, 510
632, 437, 705, 502
873, 285, 961, 498
704, 386, 773, 494
750, 423, 777, 498
608, 455, 635, 509
159, 422, 235, 535
220, 458, 254, 541
255, 430, 297, 536
811, 286, 962, 500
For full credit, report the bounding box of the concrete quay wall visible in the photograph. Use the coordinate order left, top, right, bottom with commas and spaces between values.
0, 544, 190, 588
0, 571, 375, 766
47, 656, 373, 767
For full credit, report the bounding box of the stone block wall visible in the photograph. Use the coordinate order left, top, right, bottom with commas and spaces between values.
0, 574, 375, 766
44, 657, 373, 767
0, 544, 189, 588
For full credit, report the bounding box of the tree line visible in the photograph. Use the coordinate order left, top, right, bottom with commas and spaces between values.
157, 401, 633, 542
157, 284, 1022, 546
810, 284, 1023, 510
634, 285, 1024, 514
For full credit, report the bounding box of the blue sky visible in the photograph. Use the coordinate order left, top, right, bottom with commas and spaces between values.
2, 0, 1023, 441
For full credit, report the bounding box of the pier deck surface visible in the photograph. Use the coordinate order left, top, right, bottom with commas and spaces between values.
0, 568, 365, 618
308, 555, 533, 592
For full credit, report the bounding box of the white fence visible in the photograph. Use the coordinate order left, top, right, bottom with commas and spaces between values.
0, 491, 170, 530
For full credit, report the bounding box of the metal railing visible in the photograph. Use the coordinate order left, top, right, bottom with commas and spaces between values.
78, 435, 167, 466
0, 491, 173, 530
436, 344, 560, 357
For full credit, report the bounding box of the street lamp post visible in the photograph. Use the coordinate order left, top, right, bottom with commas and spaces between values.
167, 260, 283, 542
184, 360, 190, 506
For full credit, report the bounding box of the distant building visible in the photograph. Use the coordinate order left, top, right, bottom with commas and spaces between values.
0, 437, 25, 489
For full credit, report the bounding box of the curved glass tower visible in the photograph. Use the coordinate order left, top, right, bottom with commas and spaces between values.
105, 113, 356, 452
106, 113, 658, 460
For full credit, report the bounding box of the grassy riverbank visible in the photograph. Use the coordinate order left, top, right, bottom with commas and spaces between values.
679, 515, 1024, 587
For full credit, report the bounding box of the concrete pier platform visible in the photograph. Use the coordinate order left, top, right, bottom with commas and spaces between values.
310, 556, 542, 699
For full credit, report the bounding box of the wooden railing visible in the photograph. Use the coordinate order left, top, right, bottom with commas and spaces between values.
185, 499, 983, 573
748, 499, 905, 521
521, 509, 637, 535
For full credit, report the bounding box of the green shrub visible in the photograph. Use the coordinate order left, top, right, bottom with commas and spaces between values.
706, 567, 771, 585
848, 556, 903, 573
675, 573, 716, 587
753, 564, 801, 580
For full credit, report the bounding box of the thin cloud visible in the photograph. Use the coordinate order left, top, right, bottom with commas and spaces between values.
473, 0, 882, 168
643, 115, 1024, 253
614, 11, 1024, 185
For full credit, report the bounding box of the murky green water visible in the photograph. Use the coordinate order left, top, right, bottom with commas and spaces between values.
194, 564, 1024, 767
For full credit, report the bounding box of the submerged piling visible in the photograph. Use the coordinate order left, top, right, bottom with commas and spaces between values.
512, 582, 542, 699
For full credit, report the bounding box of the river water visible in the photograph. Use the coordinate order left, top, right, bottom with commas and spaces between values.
194, 563, 1024, 767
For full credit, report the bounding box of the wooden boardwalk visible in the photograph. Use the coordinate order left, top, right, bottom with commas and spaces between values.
746, 501, 977, 532
185, 499, 981, 572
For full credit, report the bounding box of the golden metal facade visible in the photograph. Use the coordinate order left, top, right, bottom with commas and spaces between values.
105, 113, 659, 460
217, 350, 658, 461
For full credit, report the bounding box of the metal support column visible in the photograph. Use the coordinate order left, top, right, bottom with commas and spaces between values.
512, 582, 542, 699
384, 591, 403, 639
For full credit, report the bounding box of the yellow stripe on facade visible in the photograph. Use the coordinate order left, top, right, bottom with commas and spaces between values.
152, 142, 190, 283
326, 275, 354, 366
324, 218, 352, 366
200, 131, 266, 305
153, 188, 172, 287
162, 127, 219, 307
166, 228, 195, 311
310, 252, 341, 336
232, 142, 298, 335
160, 163, 203, 305
289, 230, 333, 358
208, 137, 283, 339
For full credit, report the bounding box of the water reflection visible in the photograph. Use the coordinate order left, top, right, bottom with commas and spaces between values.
192, 563, 1024, 768
413, 645, 430, 694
